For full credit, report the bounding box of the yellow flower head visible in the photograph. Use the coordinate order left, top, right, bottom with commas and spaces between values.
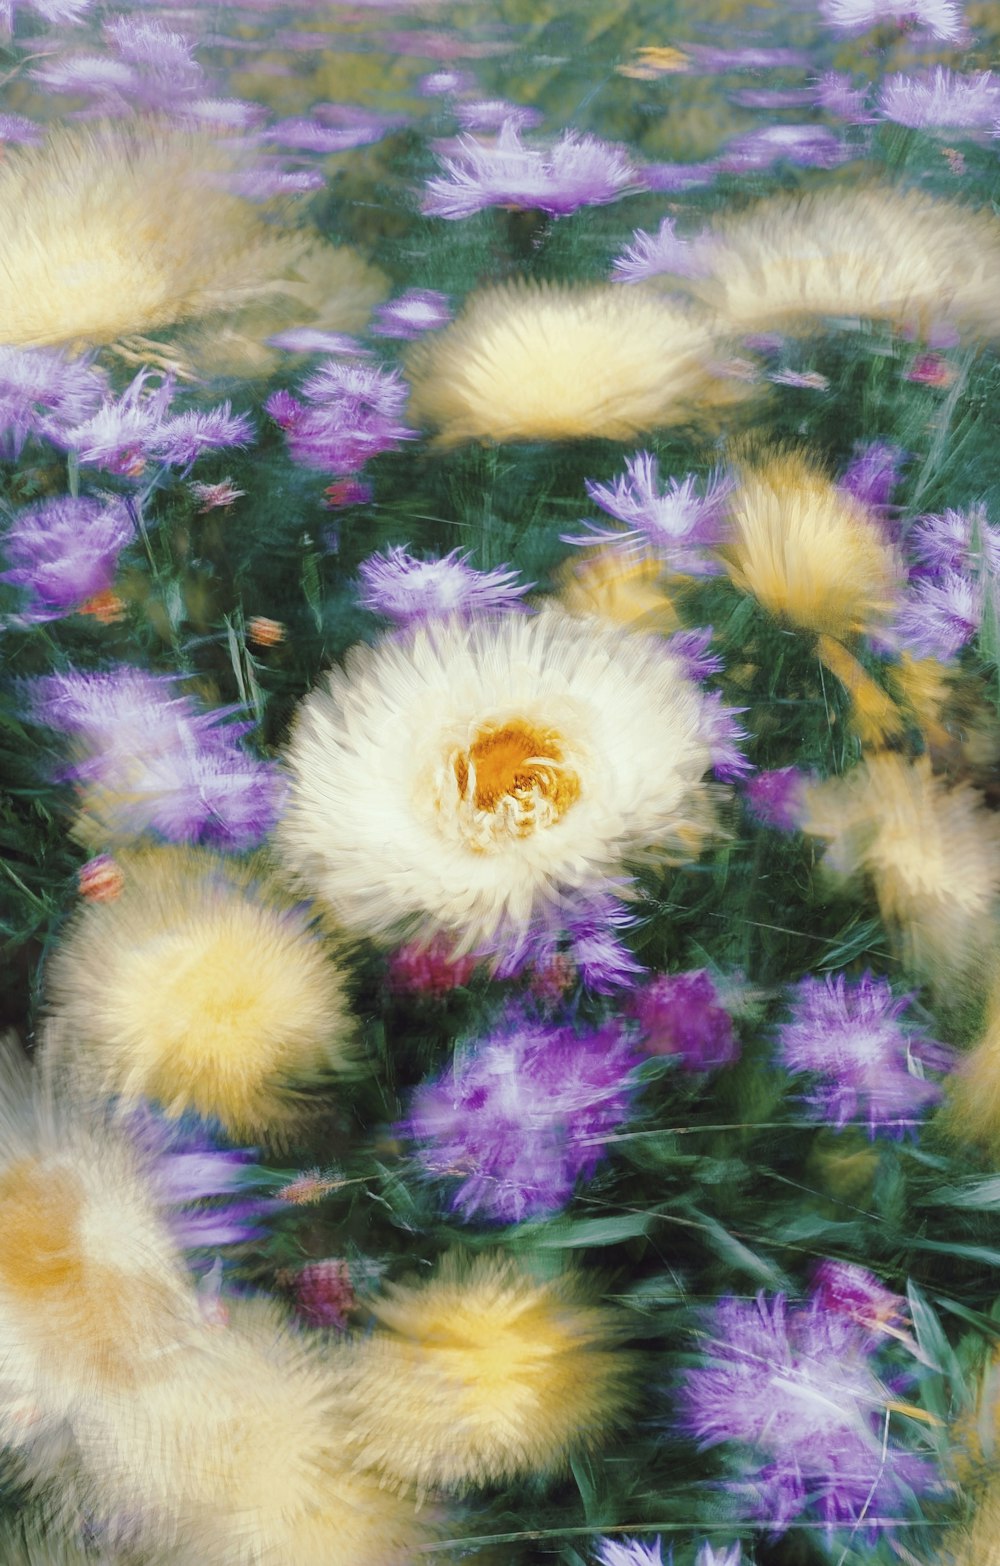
71, 1296, 431, 1566
803, 753, 1000, 984
689, 185, 1000, 339
404, 279, 750, 447
719, 450, 902, 641
0, 122, 385, 362
340, 1251, 633, 1491
557, 545, 682, 634
43, 848, 354, 1138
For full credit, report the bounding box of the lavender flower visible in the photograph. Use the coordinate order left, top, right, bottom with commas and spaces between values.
695, 1548, 742, 1566
777, 972, 950, 1138
818, 0, 967, 41
422, 121, 642, 218
907, 504, 1000, 576
838, 441, 906, 523
267, 361, 415, 475
666, 627, 724, 685
419, 69, 475, 96
59, 371, 252, 476
743, 767, 809, 832
880, 69, 1000, 130
0, 0, 92, 30
454, 99, 543, 132
718, 125, 847, 172
813, 72, 877, 123
32, 666, 285, 851
486, 886, 645, 995
225, 164, 326, 200
596, 1541, 664, 1566
628, 970, 739, 1072
611, 217, 715, 285
2, 495, 133, 622
687, 45, 811, 71
700, 690, 751, 782
642, 160, 719, 193
0, 346, 108, 459
268, 328, 370, 356
403, 1011, 639, 1222
812, 1260, 906, 1335
127, 1104, 274, 1253
680, 1292, 935, 1535
893, 570, 981, 660
31, 54, 138, 102
0, 112, 43, 143
371, 289, 453, 339
357, 545, 530, 623
265, 116, 386, 152
564, 455, 731, 574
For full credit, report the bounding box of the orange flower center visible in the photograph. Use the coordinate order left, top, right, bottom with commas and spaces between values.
450, 721, 580, 849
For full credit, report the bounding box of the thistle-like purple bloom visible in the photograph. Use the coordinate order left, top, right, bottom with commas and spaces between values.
880, 69, 1000, 130
31, 666, 285, 851
695, 1547, 742, 1566
2, 495, 133, 622
628, 970, 739, 1072
565, 455, 731, 575
225, 163, 326, 199
403, 1011, 639, 1222
718, 124, 847, 172
838, 440, 906, 525
0, 346, 108, 459
611, 217, 715, 285
812, 1260, 906, 1336
818, 0, 967, 42
680, 1292, 936, 1535
894, 570, 981, 660
267, 360, 415, 475
265, 116, 387, 152
371, 289, 453, 339
486, 886, 645, 995
0, 112, 43, 143
595, 1540, 664, 1566
59, 371, 252, 476
777, 972, 951, 1138
422, 120, 642, 218
356, 545, 530, 624
642, 160, 720, 193
127, 1104, 275, 1254
907, 504, 1000, 577
813, 72, 877, 124
687, 45, 811, 71
743, 766, 809, 832
454, 99, 543, 133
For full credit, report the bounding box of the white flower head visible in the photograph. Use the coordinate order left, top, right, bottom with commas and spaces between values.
277, 609, 715, 950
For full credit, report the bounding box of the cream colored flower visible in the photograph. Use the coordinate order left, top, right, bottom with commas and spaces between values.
276, 608, 715, 951
687, 185, 1000, 338
0, 123, 385, 367
43, 847, 354, 1138
404, 278, 750, 446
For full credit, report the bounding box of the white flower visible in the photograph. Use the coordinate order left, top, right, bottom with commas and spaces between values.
276, 609, 715, 950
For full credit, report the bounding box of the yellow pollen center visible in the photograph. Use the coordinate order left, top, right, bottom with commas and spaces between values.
452, 721, 580, 840
0, 1160, 84, 1299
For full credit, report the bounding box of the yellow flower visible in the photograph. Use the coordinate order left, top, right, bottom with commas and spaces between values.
802, 753, 1000, 985
814, 635, 905, 748
557, 546, 682, 634
687, 185, 1000, 339
719, 450, 902, 641
405, 279, 750, 447
0, 122, 385, 365
340, 1252, 633, 1491
43, 848, 354, 1138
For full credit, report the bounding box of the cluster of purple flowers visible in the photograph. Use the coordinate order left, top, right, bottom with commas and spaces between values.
627, 969, 740, 1072
564, 453, 732, 574
32, 666, 285, 850
679, 1285, 936, 1536
356, 545, 530, 624
894, 503, 1000, 661
403, 1010, 639, 1222
422, 120, 643, 218
486, 885, 646, 996
57, 371, 252, 478
777, 972, 952, 1137
0, 346, 109, 459
266, 359, 415, 476
2, 495, 133, 623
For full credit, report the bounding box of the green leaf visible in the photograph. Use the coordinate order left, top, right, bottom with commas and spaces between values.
517, 1213, 652, 1249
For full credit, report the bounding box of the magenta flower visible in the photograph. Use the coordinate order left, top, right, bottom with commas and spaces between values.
485, 886, 645, 996
0, 346, 108, 459
32, 666, 285, 851
818, 0, 967, 42
371, 289, 453, 339
402, 1011, 639, 1222
611, 217, 715, 285
880, 69, 1000, 130
777, 972, 951, 1138
267, 360, 415, 475
356, 545, 530, 624
422, 121, 642, 218
2, 495, 133, 622
627, 970, 739, 1072
811, 1260, 906, 1336
290, 1259, 357, 1329
679, 1293, 936, 1536
838, 441, 906, 523
564, 454, 731, 574
743, 767, 810, 831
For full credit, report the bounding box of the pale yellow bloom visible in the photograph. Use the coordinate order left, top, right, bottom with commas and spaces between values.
405, 279, 750, 447
43, 848, 354, 1138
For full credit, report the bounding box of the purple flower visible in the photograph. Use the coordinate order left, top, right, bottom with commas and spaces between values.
687, 45, 811, 71
838, 441, 907, 524
153, 405, 254, 468
58, 371, 252, 476
818, 0, 968, 43
907, 504, 1000, 576
267, 360, 415, 475
420, 69, 475, 96
371, 289, 453, 339
640, 160, 719, 193
0, 0, 92, 29
180, 97, 269, 131
731, 87, 817, 110
2, 495, 133, 622
596, 1541, 664, 1566
700, 690, 751, 783
812, 1260, 906, 1336
0, 112, 43, 143
893, 570, 981, 660
265, 116, 386, 152
880, 69, 1000, 130
486, 886, 645, 996
268, 328, 370, 356
628, 970, 739, 1072
695, 1548, 742, 1566
777, 972, 951, 1138
719, 125, 847, 172
225, 164, 327, 199
679, 1293, 936, 1535
402, 1011, 639, 1222
667, 627, 724, 684
564, 455, 731, 574
31, 54, 138, 102
31, 666, 285, 851
104, 16, 198, 77
813, 72, 877, 123
127, 1104, 274, 1253
454, 99, 543, 133
0, 346, 108, 459
743, 767, 809, 832
611, 216, 715, 285
356, 545, 530, 623
422, 121, 642, 218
